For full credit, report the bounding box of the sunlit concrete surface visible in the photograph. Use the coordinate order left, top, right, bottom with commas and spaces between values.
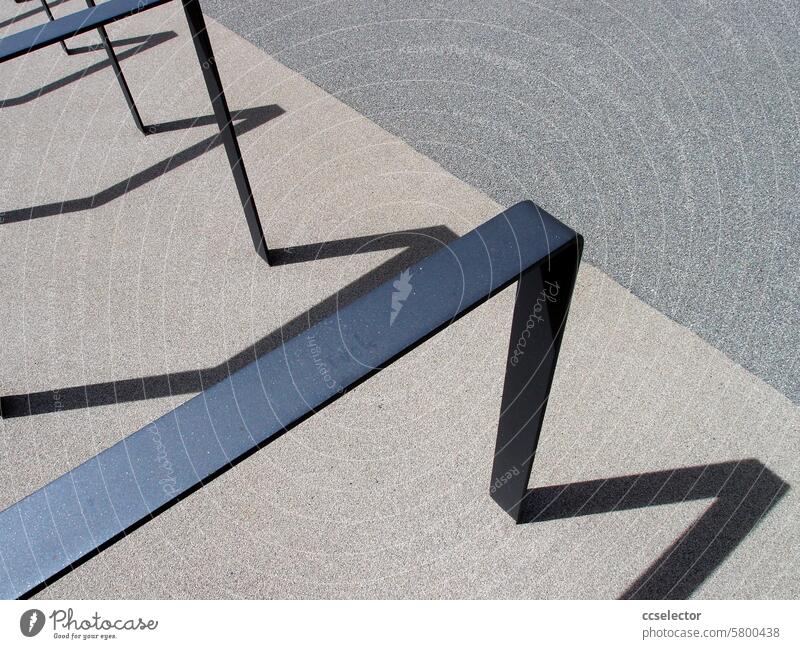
0, 1, 797, 599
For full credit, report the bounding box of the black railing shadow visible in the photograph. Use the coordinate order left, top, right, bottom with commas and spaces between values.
0, 225, 458, 418
52, 33, 172, 56
519, 459, 789, 599
0, 0, 70, 32
0, 103, 284, 225
0, 30, 177, 109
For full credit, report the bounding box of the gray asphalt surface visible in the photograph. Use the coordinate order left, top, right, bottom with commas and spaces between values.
203, 0, 800, 402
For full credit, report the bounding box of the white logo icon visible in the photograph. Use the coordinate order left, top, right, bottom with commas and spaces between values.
20, 609, 45, 637
390, 270, 413, 326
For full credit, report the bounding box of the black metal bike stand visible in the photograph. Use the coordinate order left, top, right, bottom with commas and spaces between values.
39, 0, 146, 134
5, 0, 271, 262
0, 201, 583, 598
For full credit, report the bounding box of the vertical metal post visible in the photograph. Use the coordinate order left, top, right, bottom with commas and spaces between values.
490, 238, 582, 522
84, 0, 147, 135
181, 0, 270, 264
41, 1, 146, 132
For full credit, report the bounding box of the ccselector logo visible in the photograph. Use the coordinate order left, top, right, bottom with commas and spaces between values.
20, 609, 45, 637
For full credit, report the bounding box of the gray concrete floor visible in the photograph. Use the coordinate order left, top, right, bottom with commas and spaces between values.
202, 0, 800, 404
0, 2, 797, 599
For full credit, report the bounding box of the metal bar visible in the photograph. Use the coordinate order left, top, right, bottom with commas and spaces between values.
181, 0, 269, 263
84, 0, 147, 135
1, 0, 268, 255
35, 0, 147, 133
490, 236, 582, 522
0, 201, 581, 598
38, 0, 74, 55
0, 0, 171, 63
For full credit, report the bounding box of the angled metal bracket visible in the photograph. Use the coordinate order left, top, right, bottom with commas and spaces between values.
6, 0, 270, 261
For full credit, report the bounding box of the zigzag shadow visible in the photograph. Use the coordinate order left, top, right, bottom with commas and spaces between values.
520, 459, 789, 599
0, 0, 70, 31
0, 225, 458, 418
0, 30, 177, 108
0, 103, 284, 225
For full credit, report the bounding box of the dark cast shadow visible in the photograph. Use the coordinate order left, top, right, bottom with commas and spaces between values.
0, 0, 71, 32
519, 459, 789, 599
0, 103, 284, 225
0, 31, 178, 108
0, 225, 458, 418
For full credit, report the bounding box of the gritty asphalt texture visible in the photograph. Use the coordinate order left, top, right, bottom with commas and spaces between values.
202, 0, 800, 403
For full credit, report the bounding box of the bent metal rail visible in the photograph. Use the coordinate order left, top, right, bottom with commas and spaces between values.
0, 201, 582, 599
0, 0, 270, 263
